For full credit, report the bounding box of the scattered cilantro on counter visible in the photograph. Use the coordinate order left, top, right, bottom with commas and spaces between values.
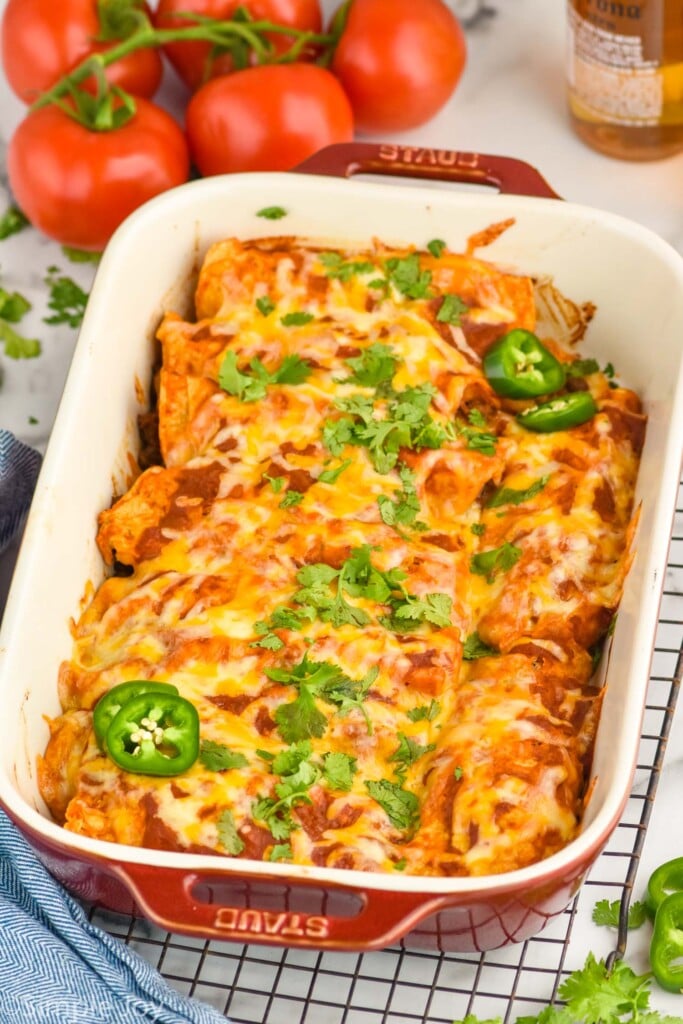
592, 898, 648, 930
0, 206, 29, 240
44, 267, 88, 328
0, 285, 41, 359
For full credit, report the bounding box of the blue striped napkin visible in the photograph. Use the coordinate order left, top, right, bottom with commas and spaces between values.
0, 431, 229, 1023
0, 428, 42, 555
0, 812, 229, 1023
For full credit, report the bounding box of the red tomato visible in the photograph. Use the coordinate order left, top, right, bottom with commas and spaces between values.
330, 0, 467, 133
155, 0, 323, 91
185, 63, 354, 175
7, 99, 190, 251
1, 0, 163, 104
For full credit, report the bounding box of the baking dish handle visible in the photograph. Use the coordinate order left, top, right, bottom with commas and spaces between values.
111, 863, 452, 949
293, 142, 561, 199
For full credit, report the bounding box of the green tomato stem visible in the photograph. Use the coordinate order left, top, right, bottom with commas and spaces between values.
30, 19, 335, 114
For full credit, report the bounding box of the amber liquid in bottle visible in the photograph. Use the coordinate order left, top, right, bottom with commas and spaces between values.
567, 0, 683, 161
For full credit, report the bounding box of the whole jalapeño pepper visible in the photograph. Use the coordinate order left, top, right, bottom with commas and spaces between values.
105, 692, 199, 776
93, 680, 179, 750
650, 891, 683, 993
482, 329, 566, 399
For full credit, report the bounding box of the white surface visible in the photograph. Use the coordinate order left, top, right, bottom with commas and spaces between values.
0, 0, 682, 1018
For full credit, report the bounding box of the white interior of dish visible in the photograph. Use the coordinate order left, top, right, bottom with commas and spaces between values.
1, 172, 682, 895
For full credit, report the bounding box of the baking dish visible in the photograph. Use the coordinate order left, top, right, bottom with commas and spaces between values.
1, 143, 682, 953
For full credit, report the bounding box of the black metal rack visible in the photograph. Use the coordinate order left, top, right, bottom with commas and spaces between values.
88, 479, 683, 1024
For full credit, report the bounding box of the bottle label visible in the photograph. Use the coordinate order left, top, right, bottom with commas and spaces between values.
567, 1, 665, 124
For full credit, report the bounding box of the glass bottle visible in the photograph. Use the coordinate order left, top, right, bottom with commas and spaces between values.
566, 0, 683, 161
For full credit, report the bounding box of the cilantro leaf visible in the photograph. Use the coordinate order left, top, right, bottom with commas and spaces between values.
199, 741, 248, 772
281, 311, 314, 327
427, 238, 446, 258
462, 631, 498, 660
252, 741, 319, 839
385, 253, 433, 300
406, 700, 441, 722
455, 413, 498, 456
267, 653, 376, 740
558, 952, 652, 1024
319, 251, 376, 282
377, 464, 426, 532
0, 288, 40, 359
366, 779, 420, 833
268, 843, 292, 861
388, 733, 436, 776
264, 474, 285, 492
61, 246, 101, 264
317, 458, 352, 484
436, 293, 468, 325
566, 357, 600, 378
380, 591, 453, 632
0, 206, 29, 240
470, 542, 522, 583
339, 342, 399, 390
470, 522, 487, 536
257, 206, 287, 219
43, 268, 88, 328
487, 475, 550, 509
256, 295, 275, 317
591, 897, 648, 930
322, 751, 357, 791
250, 632, 285, 651
218, 351, 311, 401
216, 809, 245, 855
279, 490, 304, 509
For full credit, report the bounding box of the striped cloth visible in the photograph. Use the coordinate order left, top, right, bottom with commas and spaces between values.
0, 432, 229, 1023
0, 813, 229, 1023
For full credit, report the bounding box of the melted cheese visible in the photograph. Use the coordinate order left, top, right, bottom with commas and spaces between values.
37, 235, 644, 878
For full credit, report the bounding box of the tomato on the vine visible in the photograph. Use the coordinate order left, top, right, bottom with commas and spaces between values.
1, 0, 163, 104
7, 98, 190, 251
330, 0, 467, 133
185, 62, 354, 175
154, 0, 323, 91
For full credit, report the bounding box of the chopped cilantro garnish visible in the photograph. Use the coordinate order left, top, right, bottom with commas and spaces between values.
393, 858, 408, 871
44, 268, 88, 328
377, 463, 426, 532
388, 733, 436, 778
264, 474, 285, 493
256, 206, 287, 219
317, 458, 352, 484
280, 311, 314, 326
407, 700, 441, 723
252, 742, 318, 840
455, 411, 498, 456
486, 474, 549, 508
200, 741, 248, 772
216, 809, 245, 855
218, 351, 311, 402
256, 295, 275, 317
566, 357, 600, 378
250, 632, 285, 651
385, 253, 433, 300
325, 383, 448, 474
454, 766, 464, 780
0, 206, 29, 240
462, 631, 498, 660
366, 779, 420, 833
470, 522, 487, 536
338, 342, 399, 390
322, 751, 357, 791
319, 251, 376, 282
268, 843, 292, 861
279, 489, 304, 509
427, 238, 446, 258
266, 655, 376, 742
470, 542, 522, 583
380, 591, 452, 633
436, 293, 468, 325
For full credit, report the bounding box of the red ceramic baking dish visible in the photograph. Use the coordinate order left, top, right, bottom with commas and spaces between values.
1, 144, 682, 952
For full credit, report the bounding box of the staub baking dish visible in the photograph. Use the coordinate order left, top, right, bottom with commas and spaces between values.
1, 144, 682, 953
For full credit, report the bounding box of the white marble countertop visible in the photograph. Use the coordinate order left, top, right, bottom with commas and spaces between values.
1, 0, 682, 1019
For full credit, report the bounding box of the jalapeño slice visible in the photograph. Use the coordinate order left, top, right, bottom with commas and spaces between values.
105, 692, 199, 777
93, 680, 179, 750
483, 329, 566, 399
517, 391, 597, 433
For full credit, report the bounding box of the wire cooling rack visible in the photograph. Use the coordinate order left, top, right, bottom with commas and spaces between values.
87, 477, 683, 1024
